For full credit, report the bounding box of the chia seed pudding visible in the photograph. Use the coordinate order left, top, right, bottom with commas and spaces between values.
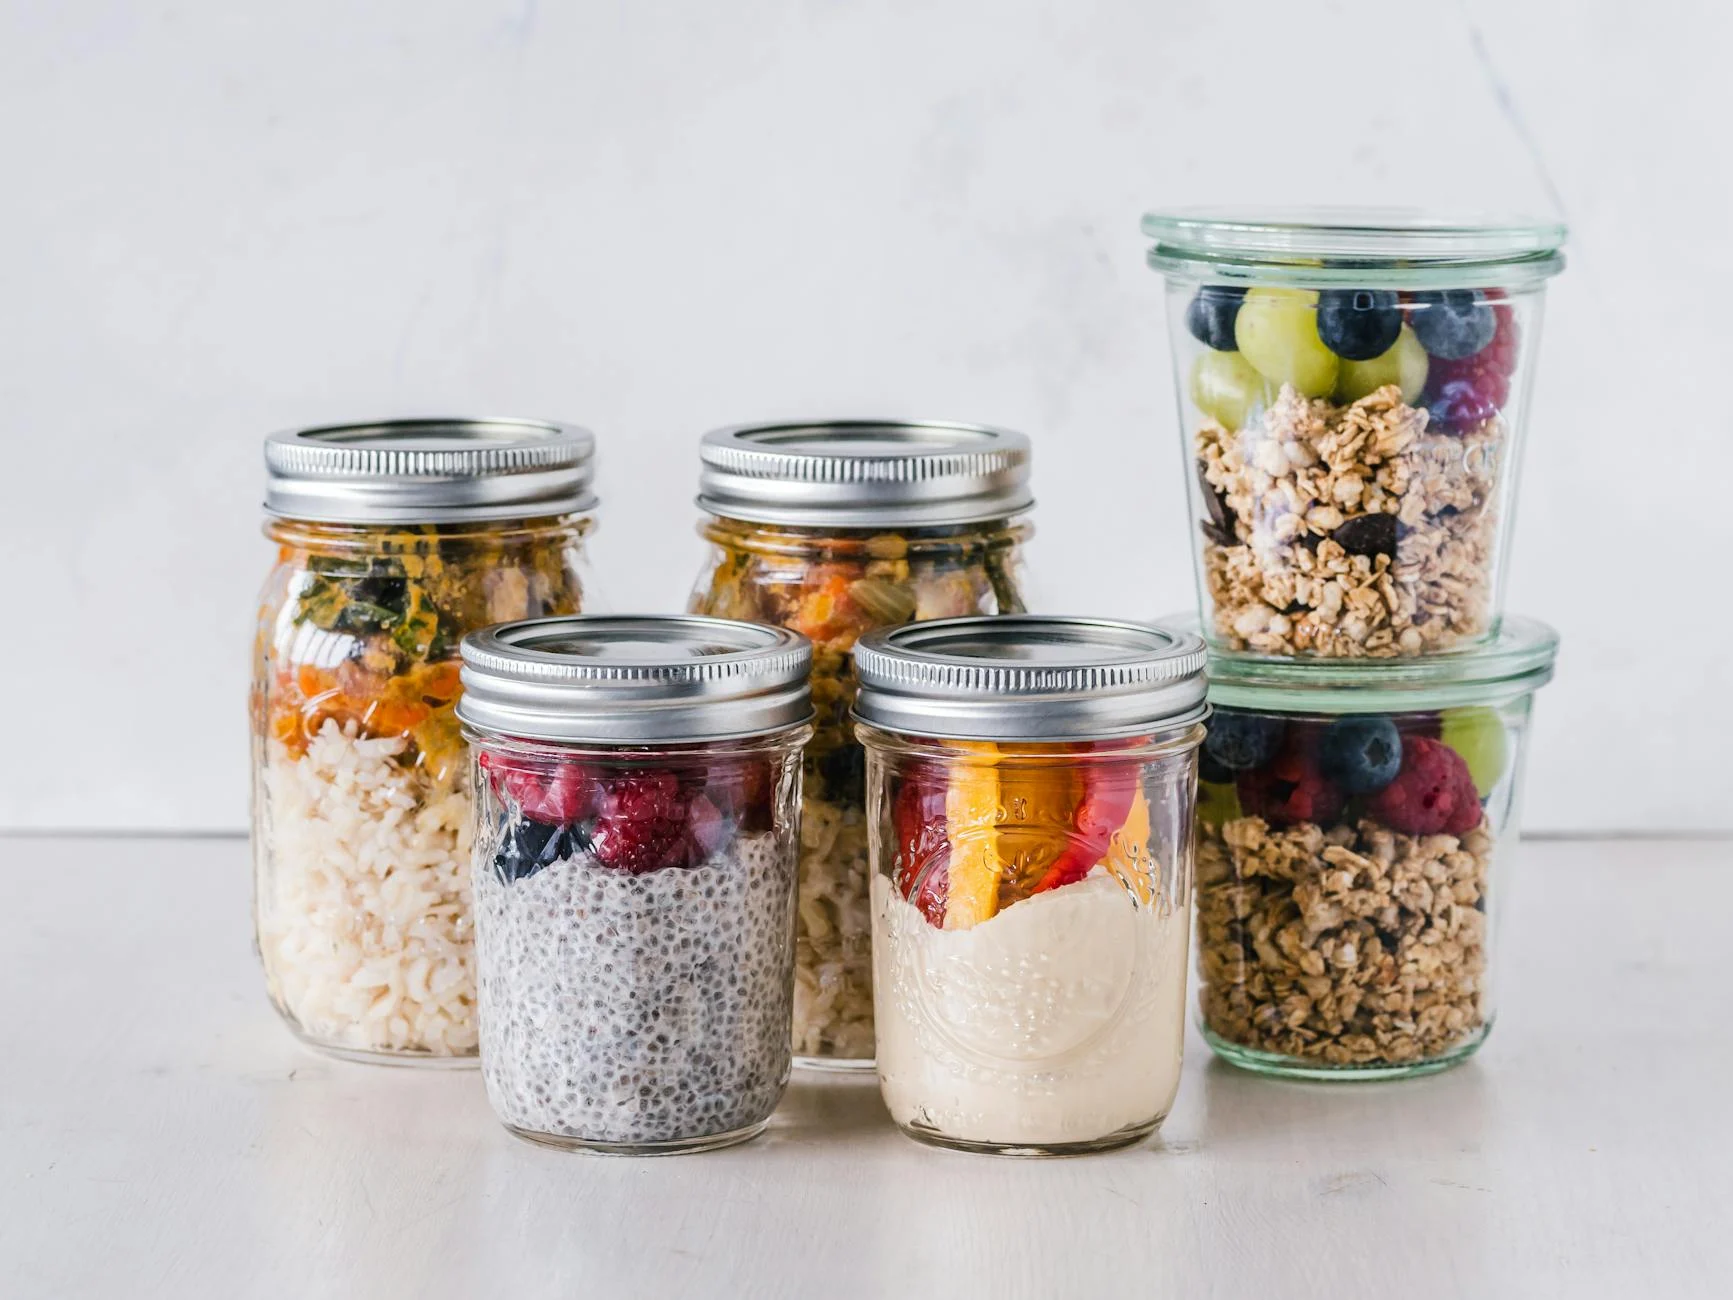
456, 613, 814, 1154
474, 828, 796, 1148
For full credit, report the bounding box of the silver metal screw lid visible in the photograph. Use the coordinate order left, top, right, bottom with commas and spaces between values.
853, 616, 1208, 742
696, 419, 1033, 528
264, 417, 597, 524
458, 615, 814, 744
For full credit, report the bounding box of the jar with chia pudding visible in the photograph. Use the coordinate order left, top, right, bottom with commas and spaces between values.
688, 421, 1034, 1070
458, 615, 812, 1154
853, 617, 1206, 1156
1143, 211, 1565, 658
1164, 614, 1558, 1079
252, 418, 597, 1063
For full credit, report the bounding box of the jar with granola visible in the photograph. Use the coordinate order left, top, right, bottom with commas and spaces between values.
688, 420, 1034, 1069
854, 616, 1207, 1154
252, 418, 597, 1064
459, 615, 812, 1153
1166, 614, 1558, 1079
1143, 211, 1565, 657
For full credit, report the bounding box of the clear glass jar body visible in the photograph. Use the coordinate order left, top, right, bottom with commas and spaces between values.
1164, 279, 1547, 657
466, 728, 808, 1154
858, 723, 1200, 1155
689, 518, 1031, 1069
250, 514, 594, 1063
1194, 693, 1535, 1079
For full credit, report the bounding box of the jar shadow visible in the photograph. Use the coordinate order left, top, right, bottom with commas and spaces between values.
1190, 1053, 1494, 1154
762, 1070, 894, 1143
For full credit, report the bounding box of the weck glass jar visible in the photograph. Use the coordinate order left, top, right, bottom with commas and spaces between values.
853, 616, 1207, 1156
1166, 614, 1559, 1079
1143, 210, 1566, 658
688, 420, 1034, 1071
458, 615, 813, 1154
251, 418, 598, 1064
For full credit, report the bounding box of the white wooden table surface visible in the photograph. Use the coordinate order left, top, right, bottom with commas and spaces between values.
3, 835, 1728, 1299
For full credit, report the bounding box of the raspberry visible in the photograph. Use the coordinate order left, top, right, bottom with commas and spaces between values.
479, 751, 596, 825
590, 771, 691, 874
1422, 302, 1519, 433
1236, 731, 1343, 827
1367, 736, 1482, 836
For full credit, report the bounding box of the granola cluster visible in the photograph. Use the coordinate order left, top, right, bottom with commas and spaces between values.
1195, 813, 1491, 1067
1196, 384, 1501, 657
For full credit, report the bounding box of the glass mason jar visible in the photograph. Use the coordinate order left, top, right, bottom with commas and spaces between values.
457, 615, 813, 1154
853, 617, 1207, 1156
688, 420, 1035, 1071
251, 418, 598, 1064
1143, 211, 1566, 658
1170, 614, 1558, 1079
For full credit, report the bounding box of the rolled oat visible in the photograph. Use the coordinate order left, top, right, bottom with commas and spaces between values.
1196, 384, 1501, 658
1195, 813, 1491, 1067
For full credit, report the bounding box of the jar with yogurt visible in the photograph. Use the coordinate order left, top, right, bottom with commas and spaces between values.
1168, 614, 1558, 1079
251, 418, 597, 1064
458, 615, 813, 1154
853, 616, 1206, 1156
688, 421, 1034, 1071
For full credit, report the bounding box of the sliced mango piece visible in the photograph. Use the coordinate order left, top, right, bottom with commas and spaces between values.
994, 760, 1084, 908
1103, 789, 1154, 905
943, 742, 1003, 930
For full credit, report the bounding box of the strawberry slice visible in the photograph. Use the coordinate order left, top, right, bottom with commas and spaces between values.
893, 762, 952, 926
1030, 755, 1142, 895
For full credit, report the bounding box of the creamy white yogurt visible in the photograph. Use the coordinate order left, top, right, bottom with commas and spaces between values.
871, 869, 1188, 1148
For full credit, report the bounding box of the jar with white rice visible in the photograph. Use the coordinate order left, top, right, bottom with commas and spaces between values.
250, 418, 598, 1063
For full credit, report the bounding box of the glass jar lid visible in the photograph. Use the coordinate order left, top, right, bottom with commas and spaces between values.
458, 615, 813, 744
1157, 613, 1559, 712
1142, 207, 1567, 290
696, 419, 1033, 528
264, 417, 597, 524
853, 615, 1207, 741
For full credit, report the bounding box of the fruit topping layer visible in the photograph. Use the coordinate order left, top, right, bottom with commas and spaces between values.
890, 744, 1158, 931
480, 749, 778, 885
1183, 284, 1522, 658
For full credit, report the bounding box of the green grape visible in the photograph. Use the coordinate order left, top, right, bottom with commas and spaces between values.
1234, 288, 1339, 398
1334, 323, 1430, 405
1439, 706, 1508, 798
1197, 778, 1242, 829
1190, 349, 1274, 431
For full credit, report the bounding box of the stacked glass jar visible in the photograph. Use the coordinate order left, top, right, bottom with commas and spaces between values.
251, 418, 598, 1063
687, 421, 1034, 1070
1144, 211, 1566, 1078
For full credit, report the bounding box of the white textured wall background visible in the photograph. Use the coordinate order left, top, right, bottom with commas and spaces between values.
1, 0, 1727, 832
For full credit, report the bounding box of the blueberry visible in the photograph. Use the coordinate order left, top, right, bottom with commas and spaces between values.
1198, 745, 1235, 785
1318, 716, 1402, 794
1410, 290, 1496, 360
493, 817, 569, 884
1316, 289, 1402, 361
1186, 286, 1246, 352
1203, 712, 1285, 772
